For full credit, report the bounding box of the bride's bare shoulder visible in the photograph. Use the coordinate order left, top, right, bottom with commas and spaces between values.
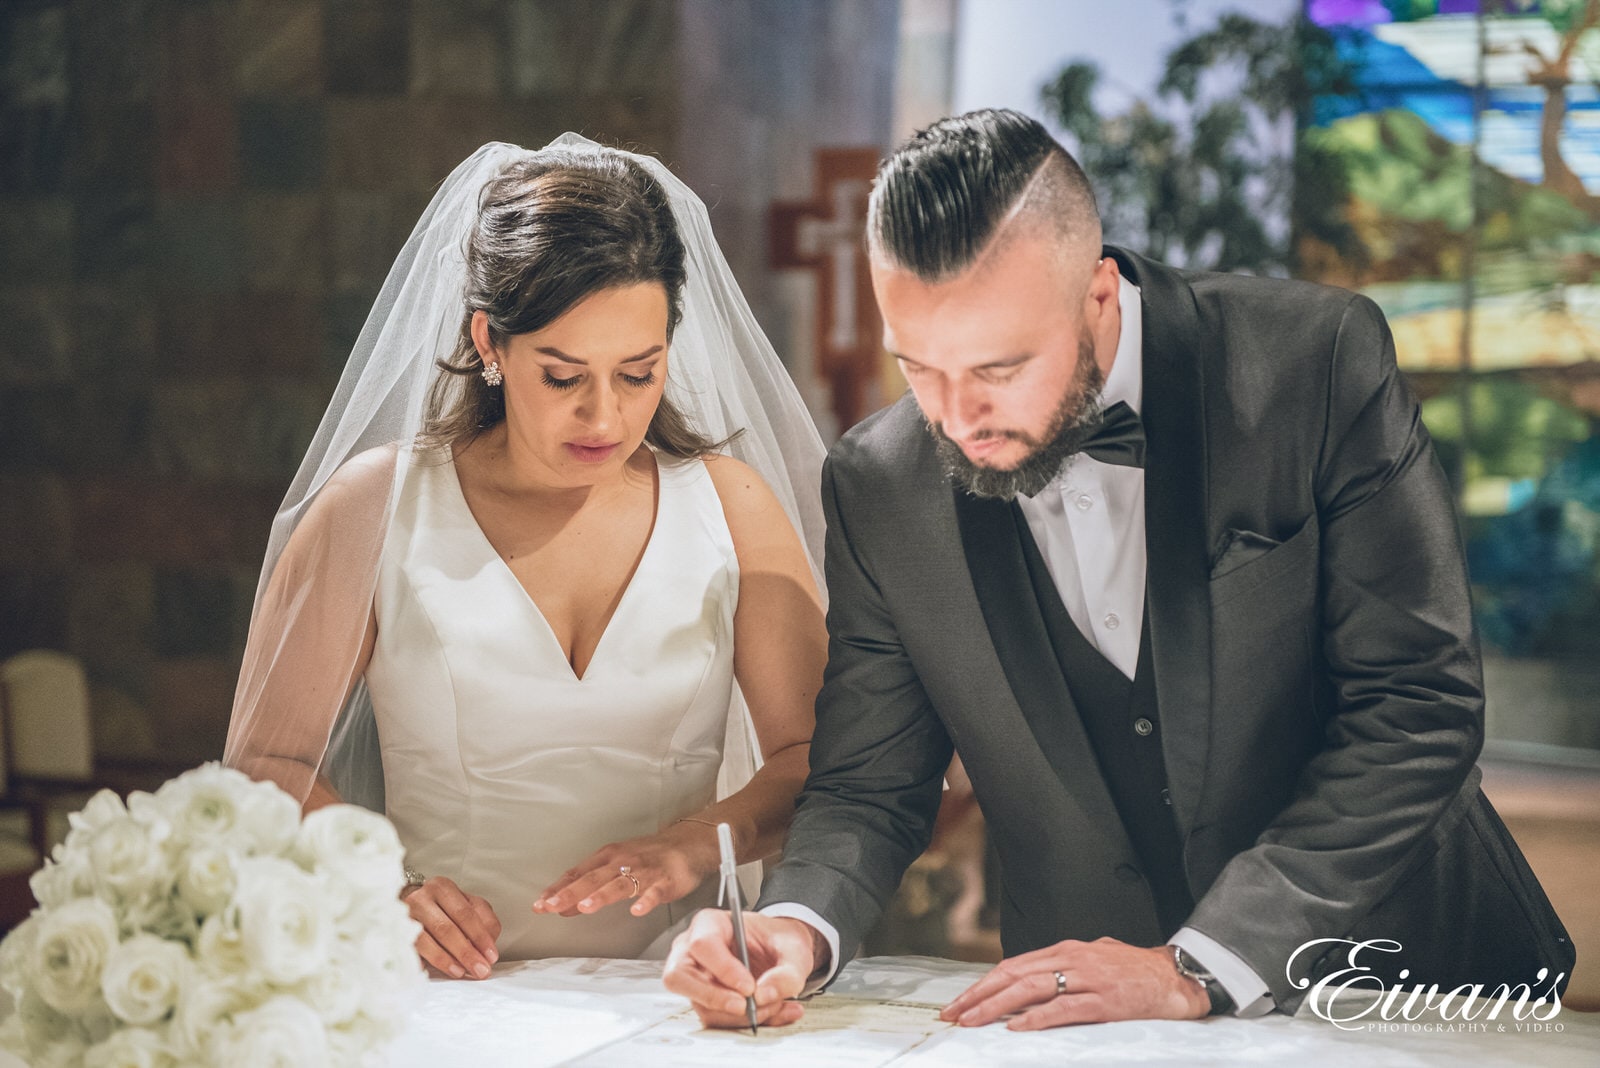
297, 443, 402, 525
701, 454, 804, 560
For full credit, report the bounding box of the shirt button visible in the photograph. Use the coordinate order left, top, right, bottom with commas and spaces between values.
1075, 493, 1094, 511
1103, 612, 1120, 630
1134, 717, 1154, 737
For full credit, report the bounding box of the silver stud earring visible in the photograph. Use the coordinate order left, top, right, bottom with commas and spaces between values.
482, 361, 503, 387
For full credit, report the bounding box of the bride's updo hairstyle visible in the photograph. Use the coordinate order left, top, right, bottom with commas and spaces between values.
423, 146, 723, 457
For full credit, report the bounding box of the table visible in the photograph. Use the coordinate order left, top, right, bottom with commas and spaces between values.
387, 955, 1600, 1067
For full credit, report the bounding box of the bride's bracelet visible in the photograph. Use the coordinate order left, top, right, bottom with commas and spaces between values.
674, 816, 720, 831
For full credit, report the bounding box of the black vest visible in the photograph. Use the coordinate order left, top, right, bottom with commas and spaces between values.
1013, 506, 1195, 936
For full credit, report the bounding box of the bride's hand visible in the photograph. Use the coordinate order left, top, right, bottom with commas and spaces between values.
533, 822, 722, 919
402, 876, 502, 980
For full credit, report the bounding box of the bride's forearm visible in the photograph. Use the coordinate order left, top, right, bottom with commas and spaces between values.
680, 742, 810, 863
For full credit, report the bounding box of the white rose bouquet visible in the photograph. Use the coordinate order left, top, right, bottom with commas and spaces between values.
0, 764, 422, 1067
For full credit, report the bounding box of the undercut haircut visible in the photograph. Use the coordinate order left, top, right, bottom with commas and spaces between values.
869, 108, 1100, 282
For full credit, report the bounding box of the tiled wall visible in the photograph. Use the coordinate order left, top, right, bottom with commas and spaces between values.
0, 0, 682, 767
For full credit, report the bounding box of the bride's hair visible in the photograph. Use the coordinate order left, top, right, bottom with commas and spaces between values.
423, 146, 727, 457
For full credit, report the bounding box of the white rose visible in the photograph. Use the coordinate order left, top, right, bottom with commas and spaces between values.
0, 913, 39, 999
87, 812, 172, 905
231, 856, 333, 984
153, 764, 296, 856
242, 778, 302, 856
29, 849, 95, 910
294, 804, 404, 895
210, 996, 329, 1068
168, 976, 244, 1062
119, 891, 199, 945
176, 846, 237, 917
1, 989, 77, 1062
194, 912, 250, 981
100, 934, 190, 1026
29, 896, 120, 1013
293, 951, 364, 1026
83, 1025, 177, 1068
68, 790, 130, 838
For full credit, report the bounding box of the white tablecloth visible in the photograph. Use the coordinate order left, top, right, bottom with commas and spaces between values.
0, 955, 1592, 1065
386, 955, 1600, 1067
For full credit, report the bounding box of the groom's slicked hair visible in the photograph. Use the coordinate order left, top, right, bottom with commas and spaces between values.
869, 108, 1099, 281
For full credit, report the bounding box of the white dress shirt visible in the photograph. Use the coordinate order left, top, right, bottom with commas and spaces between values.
769, 276, 1273, 1015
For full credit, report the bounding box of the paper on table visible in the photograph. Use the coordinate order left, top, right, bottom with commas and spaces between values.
564, 994, 954, 1067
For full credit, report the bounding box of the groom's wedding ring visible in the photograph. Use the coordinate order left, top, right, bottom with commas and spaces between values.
619, 865, 640, 898
1052, 970, 1068, 997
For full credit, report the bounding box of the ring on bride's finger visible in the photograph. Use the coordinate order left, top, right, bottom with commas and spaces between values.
619, 865, 641, 898
1053, 970, 1067, 997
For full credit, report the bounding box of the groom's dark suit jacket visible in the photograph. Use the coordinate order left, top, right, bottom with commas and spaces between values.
758, 247, 1574, 1010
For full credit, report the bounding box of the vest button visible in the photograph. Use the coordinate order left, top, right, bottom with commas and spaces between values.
1114, 863, 1142, 883
1134, 717, 1154, 737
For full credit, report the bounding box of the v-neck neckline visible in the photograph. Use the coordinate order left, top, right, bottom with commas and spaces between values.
440, 449, 665, 683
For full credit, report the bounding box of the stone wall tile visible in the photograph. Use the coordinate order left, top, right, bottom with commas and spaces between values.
239, 96, 326, 192
0, 385, 73, 468
0, 3, 70, 193
156, 95, 239, 194
159, 293, 324, 379
90, 685, 159, 763
147, 656, 233, 764
154, 569, 234, 657
235, 0, 323, 95
155, 199, 244, 292
62, 386, 153, 475
0, 471, 71, 568
330, 190, 428, 290
146, 378, 327, 481
70, 0, 158, 104
0, 198, 72, 282
69, 563, 156, 698
71, 478, 279, 568
243, 193, 327, 292
411, 0, 503, 97
157, 2, 236, 103
64, 101, 157, 194
326, 98, 431, 190
0, 568, 70, 657
73, 188, 157, 286
506, 0, 673, 99
74, 286, 160, 388
0, 287, 74, 387
325, 0, 410, 96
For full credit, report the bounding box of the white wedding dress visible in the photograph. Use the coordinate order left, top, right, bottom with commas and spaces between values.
363, 446, 738, 960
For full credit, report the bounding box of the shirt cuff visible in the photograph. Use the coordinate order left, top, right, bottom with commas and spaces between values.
757, 903, 840, 996
1169, 927, 1275, 1017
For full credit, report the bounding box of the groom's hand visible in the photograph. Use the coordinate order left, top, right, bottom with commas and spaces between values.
662, 910, 824, 1028
940, 937, 1209, 1030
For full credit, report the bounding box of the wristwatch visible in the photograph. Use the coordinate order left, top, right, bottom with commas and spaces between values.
1171, 946, 1235, 1016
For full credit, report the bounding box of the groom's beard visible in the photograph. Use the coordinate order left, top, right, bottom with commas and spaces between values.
927, 329, 1107, 502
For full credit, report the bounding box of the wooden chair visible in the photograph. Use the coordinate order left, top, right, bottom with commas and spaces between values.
0, 649, 96, 929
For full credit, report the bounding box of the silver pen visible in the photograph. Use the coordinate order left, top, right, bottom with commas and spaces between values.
716, 822, 759, 1035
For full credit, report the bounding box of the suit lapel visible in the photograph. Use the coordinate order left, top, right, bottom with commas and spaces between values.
952, 487, 1125, 836
1109, 248, 1214, 834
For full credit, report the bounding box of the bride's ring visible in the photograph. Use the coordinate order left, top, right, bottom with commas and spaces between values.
619, 865, 640, 898
1052, 970, 1068, 997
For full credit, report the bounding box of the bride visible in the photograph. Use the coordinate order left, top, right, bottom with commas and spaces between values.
223, 136, 828, 980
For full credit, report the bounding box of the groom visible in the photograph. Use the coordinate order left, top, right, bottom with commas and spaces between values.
664, 109, 1573, 1028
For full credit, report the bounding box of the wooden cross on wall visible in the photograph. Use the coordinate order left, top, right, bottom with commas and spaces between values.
769, 147, 884, 433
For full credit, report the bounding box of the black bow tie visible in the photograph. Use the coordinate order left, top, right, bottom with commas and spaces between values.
1081, 401, 1145, 468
